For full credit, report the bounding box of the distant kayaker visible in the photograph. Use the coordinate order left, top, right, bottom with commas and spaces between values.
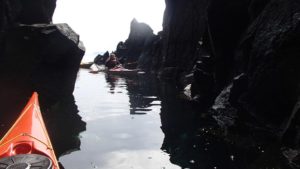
105, 53, 121, 69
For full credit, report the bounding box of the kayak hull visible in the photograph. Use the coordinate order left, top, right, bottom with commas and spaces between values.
107, 67, 139, 76
0, 92, 59, 169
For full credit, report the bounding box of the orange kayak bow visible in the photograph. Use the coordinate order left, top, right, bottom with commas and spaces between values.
0, 92, 59, 169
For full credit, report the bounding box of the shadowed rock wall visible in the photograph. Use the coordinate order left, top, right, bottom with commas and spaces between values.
159, 0, 209, 79
160, 0, 300, 167
0, 0, 84, 103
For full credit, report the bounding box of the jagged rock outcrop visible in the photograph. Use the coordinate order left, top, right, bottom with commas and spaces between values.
115, 18, 155, 68
94, 51, 109, 65
137, 32, 163, 72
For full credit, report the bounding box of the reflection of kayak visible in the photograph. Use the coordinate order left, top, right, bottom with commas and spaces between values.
0, 92, 60, 169
88, 65, 144, 75
80, 62, 93, 69
107, 67, 139, 76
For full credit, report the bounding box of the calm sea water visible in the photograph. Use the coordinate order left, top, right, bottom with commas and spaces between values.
59, 69, 180, 169
0, 68, 282, 169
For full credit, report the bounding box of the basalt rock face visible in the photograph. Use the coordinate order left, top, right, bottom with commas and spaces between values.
160, 0, 210, 80
207, 0, 250, 91
159, 0, 300, 161
115, 19, 155, 68
159, 0, 272, 89
237, 0, 300, 129
162, 0, 300, 123
158, 0, 251, 105
137, 32, 163, 72
94, 51, 109, 65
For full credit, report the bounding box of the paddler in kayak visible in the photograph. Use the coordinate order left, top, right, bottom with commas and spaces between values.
105, 53, 122, 69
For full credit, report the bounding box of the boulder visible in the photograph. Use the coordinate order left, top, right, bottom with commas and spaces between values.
0, 23, 85, 105
94, 51, 109, 65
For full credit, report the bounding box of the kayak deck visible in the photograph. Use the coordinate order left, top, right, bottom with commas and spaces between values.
107, 67, 139, 76
0, 92, 59, 169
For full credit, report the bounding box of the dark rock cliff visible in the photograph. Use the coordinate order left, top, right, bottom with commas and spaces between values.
237, 0, 300, 127
160, 0, 300, 135
167, 0, 300, 167
160, 0, 209, 77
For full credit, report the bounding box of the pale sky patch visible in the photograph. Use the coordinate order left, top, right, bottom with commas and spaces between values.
53, 0, 165, 60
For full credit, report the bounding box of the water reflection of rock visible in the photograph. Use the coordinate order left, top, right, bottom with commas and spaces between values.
0, 80, 33, 135
160, 82, 222, 169
41, 95, 86, 158
127, 75, 160, 115
105, 74, 160, 115
105, 74, 119, 94
159, 82, 288, 169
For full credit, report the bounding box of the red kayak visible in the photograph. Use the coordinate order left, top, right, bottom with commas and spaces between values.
107, 67, 139, 76
0, 92, 59, 169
